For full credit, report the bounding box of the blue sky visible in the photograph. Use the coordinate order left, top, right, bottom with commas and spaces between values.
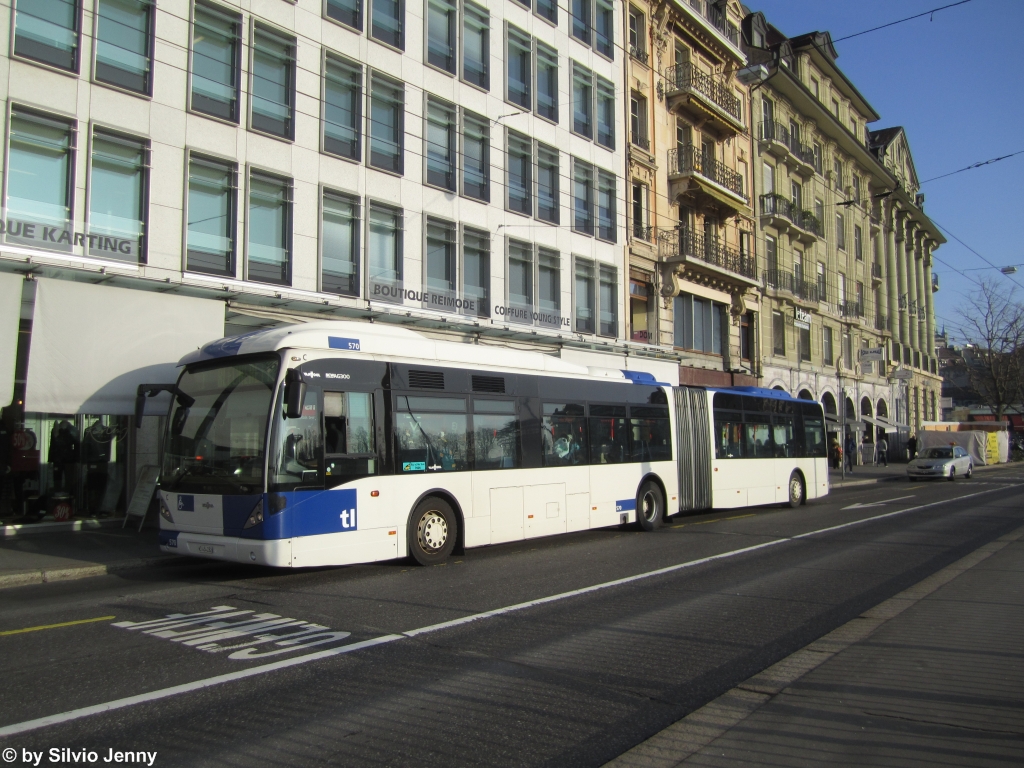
749, 0, 1024, 338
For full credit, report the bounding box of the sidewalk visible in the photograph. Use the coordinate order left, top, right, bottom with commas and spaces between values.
607, 525, 1024, 767
0, 527, 183, 589
828, 459, 1010, 488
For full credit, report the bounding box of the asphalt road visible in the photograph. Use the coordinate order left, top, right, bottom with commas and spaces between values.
1, 468, 1023, 767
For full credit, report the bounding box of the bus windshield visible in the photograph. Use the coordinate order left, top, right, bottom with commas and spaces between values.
161, 356, 279, 494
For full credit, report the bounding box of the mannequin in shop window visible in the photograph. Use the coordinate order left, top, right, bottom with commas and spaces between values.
49, 420, 80, 493
82, 420, 114, 515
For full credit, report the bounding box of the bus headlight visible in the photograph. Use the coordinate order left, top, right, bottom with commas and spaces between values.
243, 498, 265, 529
159, 497, 174, 524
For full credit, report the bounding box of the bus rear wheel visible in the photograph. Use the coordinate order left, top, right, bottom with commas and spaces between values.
408, 496, 457, 566
636, 481, 664, 531
787, 471, 805, 508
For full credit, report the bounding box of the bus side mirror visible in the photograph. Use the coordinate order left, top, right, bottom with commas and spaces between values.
284, 369, 306, 419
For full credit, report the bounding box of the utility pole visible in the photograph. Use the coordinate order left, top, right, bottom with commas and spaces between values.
838, 354, 845, 481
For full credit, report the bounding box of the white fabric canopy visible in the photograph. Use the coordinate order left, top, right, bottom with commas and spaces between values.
25, 278, 225, 415
0, 272, 23, 408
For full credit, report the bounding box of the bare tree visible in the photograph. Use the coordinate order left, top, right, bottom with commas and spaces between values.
953, 279, 1024, 422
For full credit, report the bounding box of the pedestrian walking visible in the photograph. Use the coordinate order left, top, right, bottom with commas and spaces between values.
876, 435, 888, 467
845, 432, 856, 472
907, 433, 918, 460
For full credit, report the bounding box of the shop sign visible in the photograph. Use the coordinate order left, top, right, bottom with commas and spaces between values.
1, 216, 139, 259
369, 279, 487, 318
893, 368, 914, 381
11, 429, 36, 451
494, 304, 571, 329
860, 346, 885, 363
794, 308, 811, 330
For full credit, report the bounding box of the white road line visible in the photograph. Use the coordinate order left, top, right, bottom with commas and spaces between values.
1, 482, 1020, 739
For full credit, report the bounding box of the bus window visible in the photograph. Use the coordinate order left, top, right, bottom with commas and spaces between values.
630, 405, 671, 462
542, 403, 587, 466
772, 416, 794, 458
800, 413, 827, 457
395, 396, 468, 472
269, 387, 323, 491
472, 399, 520, 470
589, 405, 628, 464
714, 418, 743, 458
744, 415, 772, 458
323, 391, 376, 488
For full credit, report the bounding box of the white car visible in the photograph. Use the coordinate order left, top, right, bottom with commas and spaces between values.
907, 446, 973, 481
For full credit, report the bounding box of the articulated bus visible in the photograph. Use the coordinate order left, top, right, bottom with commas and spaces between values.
142, 321, 827, 568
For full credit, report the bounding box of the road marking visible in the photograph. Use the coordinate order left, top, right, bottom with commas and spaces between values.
842, 495, 916, 510
1, 482, 1021, 738
670, 513, 756, 529
0, 616, 116, 637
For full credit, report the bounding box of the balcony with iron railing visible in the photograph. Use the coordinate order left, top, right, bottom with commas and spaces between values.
658, 227, 757, 283
839, 300, 864, 319
758, 193, 821, 242
763, 268, 821, 303
631, 131, 650, 151
686, 0, 740, 47
758, 121, 816, 175
668, 145, 747, 209
631, 223, 653, 242
629, 44, 649, 65
876, 314, 891, 333
664, 62, 744, 134
871, 262, 883, 283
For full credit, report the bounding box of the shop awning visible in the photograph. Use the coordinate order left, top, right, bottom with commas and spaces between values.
0, 272, 23, 409
24, 278, 225, 415
824, 414, 866, 432
875, 416, 909, 434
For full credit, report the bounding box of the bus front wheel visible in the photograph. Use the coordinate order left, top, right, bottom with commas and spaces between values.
787, 471, 805, 508
408, 496, 457, 566
636, 481, 664, 531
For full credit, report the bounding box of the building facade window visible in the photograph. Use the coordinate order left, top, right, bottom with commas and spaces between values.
574, 257, 596, 334
506, 130, 532, 215
852, 174, 861, 206
536, 41, 559, 122
537, 143, 559, 224
599, 264, 617, 336
823, 325, 834, 365
630, 277, 652, 342
536, 0, 557, 24
186, 155, 235, 276
833, 157, 843, 190
836, 212, 846, 250
799, 322, 811, 362
816, 260, 827, 301
740, 311, 754, 360
594, 0, 613, 58
250, 28, 296, 139
572, 158, 594, 236
323, 54, 362, 161
462, 226, 490, 316
570, 0, 590, 45
854, 224, 863, 260
507, 238, 533, 321
843, 329, 853, 368
596, 76, 615, 150
461, 110, 489, 202
462, 0, 489, 89
367, 201, 403, 299
89, 131, 148, 263
190, 4, 242, 122
597, 169, 616, 243
326, 0, 362, 31
370, 0, 404, 48
247, 172, 291, 285
13, 0, 80, 71
368, 71, 404, 173
628, 6, 645, 60
424, 217, 457, 303
506, 25, 532, 109
321, 190, 360, 297
571, 62, 593, 139
427, 0, 457, 73
6, 110, 75, 250
772, 309, 785, 356
95, 0, 153, 93
537, 248, 561, 328
631, 181, 648, 239
630, 92, 648, 149
675, 293, 724, 354
425, 96, 457, 191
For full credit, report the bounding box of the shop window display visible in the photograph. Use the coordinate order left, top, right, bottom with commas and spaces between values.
0, 407, 129, 524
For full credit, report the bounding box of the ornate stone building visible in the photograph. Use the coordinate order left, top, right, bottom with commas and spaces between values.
624, 0, 759, 387
740, 16, 944, 452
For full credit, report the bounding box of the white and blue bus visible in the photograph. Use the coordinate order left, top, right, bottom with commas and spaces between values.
141, 321, 827, 568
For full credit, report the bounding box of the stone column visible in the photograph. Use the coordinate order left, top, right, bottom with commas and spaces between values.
924, 240, 936, 359
886, 202, 900, 340
896, 211, 910, 348
915, 232, 927, 353
905, 218, 919, 353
